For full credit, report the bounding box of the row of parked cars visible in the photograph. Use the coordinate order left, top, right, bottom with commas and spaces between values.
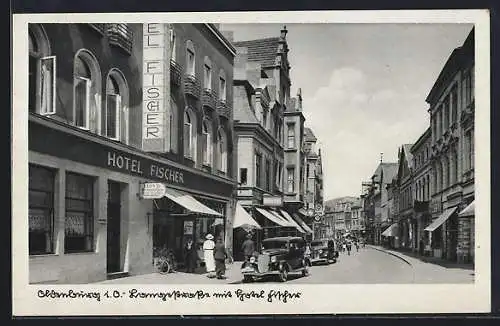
241, 236, 340, 283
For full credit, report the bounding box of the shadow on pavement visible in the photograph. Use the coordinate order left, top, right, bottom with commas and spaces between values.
383, 247, 474, 271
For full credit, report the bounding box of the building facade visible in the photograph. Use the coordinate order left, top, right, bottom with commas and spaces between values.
395, 144, 415, 250
28, 23, 237, 284
426, 27, 475, 263
410, 128, 432, 254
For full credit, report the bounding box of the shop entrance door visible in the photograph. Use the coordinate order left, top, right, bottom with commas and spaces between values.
107, 181, 122, 273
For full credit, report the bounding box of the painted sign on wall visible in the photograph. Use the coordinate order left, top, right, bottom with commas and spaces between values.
142, 23, 170, 152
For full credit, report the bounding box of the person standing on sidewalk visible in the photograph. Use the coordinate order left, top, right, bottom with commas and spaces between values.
203, 234, 216, 278
183, 237, 197, 273
214, 237, 228, 279
241, 232, 256, 261
346, 240, 352, 256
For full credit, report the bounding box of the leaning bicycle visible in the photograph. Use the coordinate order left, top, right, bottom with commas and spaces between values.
155, 248, 178, 274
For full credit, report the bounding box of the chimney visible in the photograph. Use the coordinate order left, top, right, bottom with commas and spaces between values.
280, 25, 288, 40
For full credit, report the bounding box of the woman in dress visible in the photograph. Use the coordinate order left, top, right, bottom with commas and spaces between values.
203, 234, 216, 278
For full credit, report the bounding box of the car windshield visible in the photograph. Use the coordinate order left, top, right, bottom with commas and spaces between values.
310, 241, 326, 247
262, 241, 288, 250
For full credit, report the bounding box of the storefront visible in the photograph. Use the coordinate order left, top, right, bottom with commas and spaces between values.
424, 207, 457, 259
28, 115, 235, 283
457, 199, 475, 264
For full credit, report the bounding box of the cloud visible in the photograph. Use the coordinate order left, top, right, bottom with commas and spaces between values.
303, 67, 428, 199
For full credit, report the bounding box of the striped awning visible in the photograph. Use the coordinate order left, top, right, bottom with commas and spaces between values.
424, 207, 457, 232
458, 201, 475, 217
381, 223, 398, 237
256, 208, 291, 227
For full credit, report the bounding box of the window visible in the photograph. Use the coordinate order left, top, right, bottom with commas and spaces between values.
265, 159, 271, 192
219, 70, 227, 101
29, 25, 56, 115
451, 85, 458, 124
287, 124, 295, 149
465, 130, 474, 170
203, 57, 212, 90
184, 110, 196, 159
65, 172, 94, 253
240, 168, 247, 185
202, 120, 212, 166
255, 154, 262, 188
105, 75, 121, 140
262, 109, 268, 130
74, 50, 101, 132
442, 101, 449, 131
186, 41, 195, 76
29, 165, 55, 255
463, 69, 473, 106
287, 167, 295, 193
169, 28, 176, 61
217, 128, 228, 173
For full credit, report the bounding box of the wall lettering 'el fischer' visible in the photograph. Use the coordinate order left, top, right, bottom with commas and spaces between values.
142, 23, 170, 152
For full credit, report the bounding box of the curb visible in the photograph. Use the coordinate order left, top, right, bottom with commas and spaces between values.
367, 245, 412, 267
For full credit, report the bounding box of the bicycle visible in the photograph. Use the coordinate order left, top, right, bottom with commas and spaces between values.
155, 248, 178, 274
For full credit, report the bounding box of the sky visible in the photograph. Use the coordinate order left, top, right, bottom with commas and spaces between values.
221, 23, 473, 201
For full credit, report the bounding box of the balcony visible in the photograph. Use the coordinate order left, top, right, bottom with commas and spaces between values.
184, 75, 201, 99
202, 89, 217, 110
170, 60, 182, 87
107, 23, 133, 55
216, 99, 231, 119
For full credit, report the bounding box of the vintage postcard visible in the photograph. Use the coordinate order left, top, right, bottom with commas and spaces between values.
12, 9, 490, 316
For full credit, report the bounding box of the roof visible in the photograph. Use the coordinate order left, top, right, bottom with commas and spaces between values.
402, 144, 414, 168
373, 163, 398, 184
304, 127, 317, 142
233, 37, 281, 67
410, 127, 431, 153
233, 84, 259, 124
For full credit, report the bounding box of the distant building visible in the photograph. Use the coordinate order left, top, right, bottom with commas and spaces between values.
324, 196, 363, 238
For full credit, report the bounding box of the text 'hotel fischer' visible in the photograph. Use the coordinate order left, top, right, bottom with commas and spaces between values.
27, 23, 324, 283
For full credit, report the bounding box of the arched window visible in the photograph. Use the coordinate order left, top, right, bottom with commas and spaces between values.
219, 70, 227, 101
203, 57, 212, 90
184, 109, 196, 160
74, 49, 101, 132
170, 94, 179, 153
217, 128, 228, 173
29, 24, 55, 115
186, 40, 195, 76
105, 69, 129, 143
201, 119, 212, 166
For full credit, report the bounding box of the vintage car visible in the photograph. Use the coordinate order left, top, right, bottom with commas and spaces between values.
308, 239, 339, 265
241, 236, 310, 282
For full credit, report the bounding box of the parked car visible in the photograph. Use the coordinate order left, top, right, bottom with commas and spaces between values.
308, 239, 339, 265
241, 236, 310, 282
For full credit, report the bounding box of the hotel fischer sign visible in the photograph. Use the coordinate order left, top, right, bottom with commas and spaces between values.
142, 23, 170, 152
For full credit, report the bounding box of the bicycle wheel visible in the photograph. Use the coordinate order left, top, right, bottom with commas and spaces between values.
158, 260, 171, 274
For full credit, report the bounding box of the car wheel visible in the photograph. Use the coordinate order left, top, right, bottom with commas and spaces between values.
278, 267, 288, 282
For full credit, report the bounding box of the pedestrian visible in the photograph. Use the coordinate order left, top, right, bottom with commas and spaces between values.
419, 239, 425, 256
241, 232, 256, 261
355, 240, 359, 252
183, 236, 197, 273
342, 242, 347, 253
214, 237, 228, 279
203, 234, 216, 278
346, 241, 352, 256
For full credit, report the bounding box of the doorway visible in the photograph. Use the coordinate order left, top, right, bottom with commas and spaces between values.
107, 180, 122, 273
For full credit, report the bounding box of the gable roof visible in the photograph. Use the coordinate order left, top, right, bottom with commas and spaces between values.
234, 101, 259, 124
304, 127, 317, 142
233, 37, 280, 67
402, 144, 414, 168
372, 163, 398, 184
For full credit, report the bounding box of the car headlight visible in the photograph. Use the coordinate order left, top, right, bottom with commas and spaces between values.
318, 249, 323, 254
271, 256, 277, 263
249, 256, 256, 263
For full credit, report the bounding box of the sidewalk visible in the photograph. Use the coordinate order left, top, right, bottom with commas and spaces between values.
368, 245, 474, 283
95, 262, 243, 285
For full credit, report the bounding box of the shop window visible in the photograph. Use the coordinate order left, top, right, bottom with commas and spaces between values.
217, 128, 228, 173
183, 109, 196, 160
202, 120, 212, 166
186, 41, 196, 76
287, 123, 295, 149
203, 57, 212, 90
219, 70, 227, 102
73, 50, 102, 132
287, 167, 295, 193
29, 24, 56, 115
29, 165, 55, 255
65, 172, 95, 253
239, 168, 247, 185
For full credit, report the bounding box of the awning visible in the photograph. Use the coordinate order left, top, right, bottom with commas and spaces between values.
211, 218, 224, 227
256, 208, 291, 227
292, 213, 314, 234
163, 187, 223, 217
459, 201, 475, 217
298, 208, 309, 216
233, 202, 261, 229
381, 223, 398, 237
276, 210, 305, 233
424, 207, 458, 232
